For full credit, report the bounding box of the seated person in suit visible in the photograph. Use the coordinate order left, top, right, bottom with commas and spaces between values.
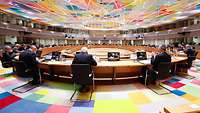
1, 45, 17, 68
13, 44, 23, 54
151, 45, 171, 71
19, 45, 40, 85
184, 45, 196, 68
150, 45, 171, 83
72, 47, 97, 92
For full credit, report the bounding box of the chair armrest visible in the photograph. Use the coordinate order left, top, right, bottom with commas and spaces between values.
90, 71, 95, 77
25, 69, 31, 73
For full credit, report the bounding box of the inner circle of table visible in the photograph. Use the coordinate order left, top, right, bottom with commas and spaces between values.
41, 56, 187, 67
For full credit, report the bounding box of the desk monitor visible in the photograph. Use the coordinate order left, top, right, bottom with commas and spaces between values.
137, 51, 147, 60
108, 52, 120, 61
52, 52, 61, 60
44, 55, 52, 61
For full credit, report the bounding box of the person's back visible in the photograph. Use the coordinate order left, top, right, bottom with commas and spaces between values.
148, 45, 171, 84
1, 46, 16, 67
151, 45, 171, 71
72, 52, 97, 66
72, 47, 97, 92
185, 48, 195, 57
151, 52, 171, 71
19, 49, 38, 69
184, 46, 196, 67
72, 47, 97, 66
19, 45, 40, 85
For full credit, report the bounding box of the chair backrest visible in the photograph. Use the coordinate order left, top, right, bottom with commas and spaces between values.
157, 62, 171, 80
71, 64, 92, 85
13, 61, 29, 77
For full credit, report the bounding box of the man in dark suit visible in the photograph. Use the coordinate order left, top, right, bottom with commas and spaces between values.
1, 46, 17, 68
72, 47, 97, 66
72, 47, 97, 92
149, 45, 171, 83
184, 45, 196, 68
151, 45, 171, 71
19, 45, 40, 85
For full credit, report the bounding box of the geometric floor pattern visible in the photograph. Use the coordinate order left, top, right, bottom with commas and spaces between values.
0, 61, 200, 113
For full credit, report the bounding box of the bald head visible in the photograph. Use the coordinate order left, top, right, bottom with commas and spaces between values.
4, 45, 12, 53
80, 47, 88, 53
15, 44, 20, 48
186, 45, 192, 49
31, 45, 37, 52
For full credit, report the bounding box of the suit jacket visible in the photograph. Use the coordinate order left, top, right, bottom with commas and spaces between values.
2, 52, 16, 63
151, 52, 171, 70
1, 52, 16, 67
19, 50, 38, 69
72, 52, 97, 66
185, 49, 195, 57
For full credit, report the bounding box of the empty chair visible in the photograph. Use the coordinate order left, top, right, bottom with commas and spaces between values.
70, 64, 94, 101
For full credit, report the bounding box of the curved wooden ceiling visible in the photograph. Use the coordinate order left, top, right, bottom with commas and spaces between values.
0, 0, 200, 30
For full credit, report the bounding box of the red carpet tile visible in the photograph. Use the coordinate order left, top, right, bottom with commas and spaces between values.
169, 82, 185, 89
0, 95, 21, 109
44, 105, 70, 113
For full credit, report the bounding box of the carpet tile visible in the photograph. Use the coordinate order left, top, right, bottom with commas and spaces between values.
128, 92, 151, 105
167, 78, 180, 83
0, 95, 21, 109
191, 79, 200, 86
179, 85, 200, 98
73, 100, 94, 107
182, 94, 199, 102
171, 90, 186, 96
24, 94, 44, 101
0, 61, 200, 113
169, 82, 185, 89
93, 99, 140, 113
45, 105, 70, 113
0, 99, 49, 113
69, 107, 93, 113
0, 92, 12, 99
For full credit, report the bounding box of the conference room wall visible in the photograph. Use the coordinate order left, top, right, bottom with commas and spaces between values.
33, 38, 177, 46
1, 36, 198, 47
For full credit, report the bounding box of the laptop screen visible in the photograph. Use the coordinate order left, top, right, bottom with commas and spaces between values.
44, 55, 52, 60
137, 52, 147, 60
108, 52, 120, 61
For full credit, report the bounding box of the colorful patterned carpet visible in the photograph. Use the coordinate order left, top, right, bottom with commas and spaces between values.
0, 61, 200, 113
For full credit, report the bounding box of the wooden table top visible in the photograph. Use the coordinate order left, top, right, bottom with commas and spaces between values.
41, 56, 187, 67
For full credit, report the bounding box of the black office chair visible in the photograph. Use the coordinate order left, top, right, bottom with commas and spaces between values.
1, 60, 13, 68
12, 61, 40, 93
70, 64, 94, 101
187, 56, 196, 68
12, 61, 30, 77
145, 62, 172, 95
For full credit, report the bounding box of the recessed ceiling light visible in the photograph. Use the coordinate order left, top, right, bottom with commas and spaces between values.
3, 22, 8, 25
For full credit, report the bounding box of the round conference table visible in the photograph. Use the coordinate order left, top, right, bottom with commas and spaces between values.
38, 56, 187, 83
